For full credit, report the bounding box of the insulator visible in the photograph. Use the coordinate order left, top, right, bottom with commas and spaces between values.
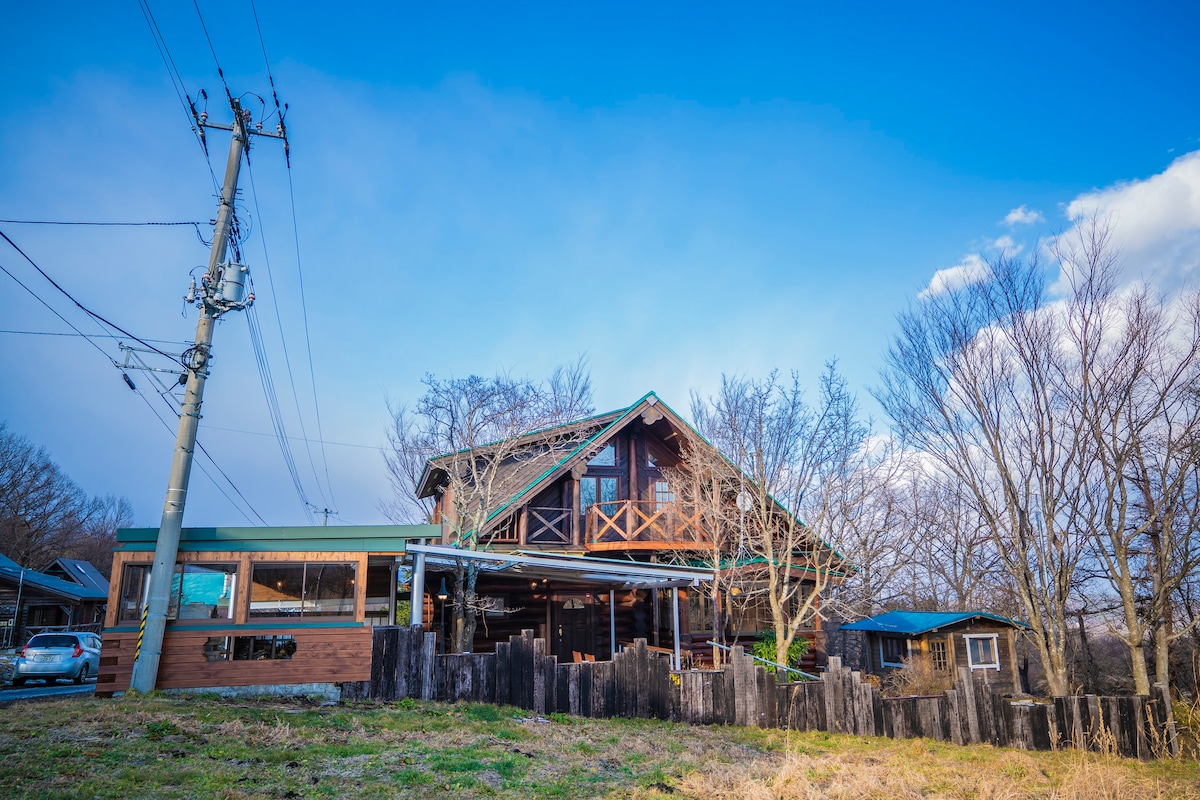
185, 278, 196, 304
256, 121, 263, 131
200, 111, 207, 121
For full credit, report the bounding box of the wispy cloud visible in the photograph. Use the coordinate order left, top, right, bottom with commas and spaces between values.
918, 254, 989, 299
1003, 205, 1044, 226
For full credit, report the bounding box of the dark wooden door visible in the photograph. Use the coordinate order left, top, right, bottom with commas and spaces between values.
553, 593, 594, 661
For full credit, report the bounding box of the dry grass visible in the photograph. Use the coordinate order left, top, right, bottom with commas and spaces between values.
675, 733, 1199, 800
1, 694, 1197, 799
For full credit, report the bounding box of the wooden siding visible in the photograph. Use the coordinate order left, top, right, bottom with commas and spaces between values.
96, 624, 372, 693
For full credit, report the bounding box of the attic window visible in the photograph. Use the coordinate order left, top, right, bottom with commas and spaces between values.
588, 444, 616, 467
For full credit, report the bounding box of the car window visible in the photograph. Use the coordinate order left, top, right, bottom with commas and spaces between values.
28, 634, 78, 648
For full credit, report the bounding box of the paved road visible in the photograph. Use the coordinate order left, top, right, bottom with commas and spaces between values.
0, 681, 96, 704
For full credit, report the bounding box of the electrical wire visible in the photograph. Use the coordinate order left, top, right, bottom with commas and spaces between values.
192, 0, 233, 102
0, 261, 117, 365
132, 383, 267, 526
243, 157, 330, 509
0, 228, 187, 368
0, 329, 193, 346
135, 0, 220, 192
246, 302, 315, 523
0, 219, 205, 227
247, 1, 339, 512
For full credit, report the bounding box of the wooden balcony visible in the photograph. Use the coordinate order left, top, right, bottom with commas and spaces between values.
585, 501, 713, 551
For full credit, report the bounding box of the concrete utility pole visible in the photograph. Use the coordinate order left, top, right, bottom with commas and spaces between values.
129, 97, 285, 693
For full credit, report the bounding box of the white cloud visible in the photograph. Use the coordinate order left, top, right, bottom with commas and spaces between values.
918, 254, 989, 299
1003, 205, 1044, 226
1058, 150, 1200, 293
992, 234, 1017, 251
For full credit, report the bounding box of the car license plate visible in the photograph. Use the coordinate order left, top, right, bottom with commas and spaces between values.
36, 654, 58, 663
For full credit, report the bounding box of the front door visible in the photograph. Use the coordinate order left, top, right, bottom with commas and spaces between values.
553, 593, 595, 662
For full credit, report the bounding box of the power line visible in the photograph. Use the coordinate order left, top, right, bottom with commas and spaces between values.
243, 157, 330, 509
0, 329, 192, 346
0, 261, 116, 365
192, 0, 233, 101
203, 424, 377, 450
132, 384, 267, 526
0, 228, 187, 368
0, 219, 205, 226
135, 0, 220, 192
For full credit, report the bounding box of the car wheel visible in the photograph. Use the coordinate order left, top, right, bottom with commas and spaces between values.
74, 664, 89, 685
12, 677, 25, 687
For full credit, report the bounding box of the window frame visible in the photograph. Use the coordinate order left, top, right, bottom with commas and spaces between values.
248, 561, 358, 621
929, 638, 949, 672
964, 633, 1001, 671
169, 562, 240, 624
880, 635, 910, 668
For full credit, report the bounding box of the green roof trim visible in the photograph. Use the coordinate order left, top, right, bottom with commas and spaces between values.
116, 525, 439, 553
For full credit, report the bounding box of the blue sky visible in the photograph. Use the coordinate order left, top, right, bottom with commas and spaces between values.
2, 2, 1198, 529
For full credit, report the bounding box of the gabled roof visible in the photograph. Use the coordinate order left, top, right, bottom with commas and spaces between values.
0, 553, 108, 602
417, 392, 848, 572
42, 558, 109, 593
839, 610, 1030, 636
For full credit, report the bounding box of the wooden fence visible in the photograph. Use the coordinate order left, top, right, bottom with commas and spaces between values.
344, 626, 1178, 759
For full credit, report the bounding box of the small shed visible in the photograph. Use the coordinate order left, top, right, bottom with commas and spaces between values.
840, 610, 1029, 693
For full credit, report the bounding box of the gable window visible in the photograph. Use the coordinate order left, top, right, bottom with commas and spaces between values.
965, 634, 1000, 670
588, 444, 616, 467
880, 636, 909, 668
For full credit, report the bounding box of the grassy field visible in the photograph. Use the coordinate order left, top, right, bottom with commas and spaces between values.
1, 694, 1197, 799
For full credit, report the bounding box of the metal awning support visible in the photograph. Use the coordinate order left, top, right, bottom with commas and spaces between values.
609, 589, 616, 657
409, 549, 426, 627
672, 587, 681, 670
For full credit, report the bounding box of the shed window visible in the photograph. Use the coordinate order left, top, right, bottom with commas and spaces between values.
965, 634, 1000, 670
880, 636, 908, 667
249, 563, 356, 619
930, 639, 949, 671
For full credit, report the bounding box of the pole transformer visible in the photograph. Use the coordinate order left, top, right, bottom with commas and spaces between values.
129, 97, 286, 693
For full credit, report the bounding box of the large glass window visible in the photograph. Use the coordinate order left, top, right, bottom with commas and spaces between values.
249, 562, 356, 620
118, 564, 151, 623
581, 477, 618, 516
170, 564, 238, 621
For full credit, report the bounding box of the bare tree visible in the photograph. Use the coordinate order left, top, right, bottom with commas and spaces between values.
0, 422, 131, 574
690, 365, 862, 667
878, 251, 1090, 696
1057, 222, 1200, 694
383, 359, 593, 652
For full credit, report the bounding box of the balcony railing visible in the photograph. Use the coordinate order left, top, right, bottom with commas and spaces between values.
586, 500, 713, 551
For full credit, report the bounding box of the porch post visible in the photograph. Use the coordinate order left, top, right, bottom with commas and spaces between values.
609, 589, 616, 657
672, 587, 682, 670
409, 550, 426, 627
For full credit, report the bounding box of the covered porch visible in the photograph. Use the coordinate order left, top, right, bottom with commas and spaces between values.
407, 544, 713, 669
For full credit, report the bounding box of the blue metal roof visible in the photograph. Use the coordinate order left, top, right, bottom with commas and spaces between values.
0, 553, 108, 602
839, 610, 1029, 636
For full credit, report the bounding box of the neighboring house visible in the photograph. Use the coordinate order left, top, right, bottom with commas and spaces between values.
415, 391, 843, 669
839, 610, 1029, 693
0, 553, 108, 647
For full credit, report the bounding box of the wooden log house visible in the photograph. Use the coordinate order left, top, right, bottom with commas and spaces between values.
414, 391, 845, 669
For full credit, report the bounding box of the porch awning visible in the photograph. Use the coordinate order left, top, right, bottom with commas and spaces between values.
406, 543, 713, 589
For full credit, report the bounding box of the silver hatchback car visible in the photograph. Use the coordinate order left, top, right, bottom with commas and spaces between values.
12, 632, 102, 685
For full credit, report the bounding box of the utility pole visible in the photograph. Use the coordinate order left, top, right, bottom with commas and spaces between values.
129, 97, 286, 693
